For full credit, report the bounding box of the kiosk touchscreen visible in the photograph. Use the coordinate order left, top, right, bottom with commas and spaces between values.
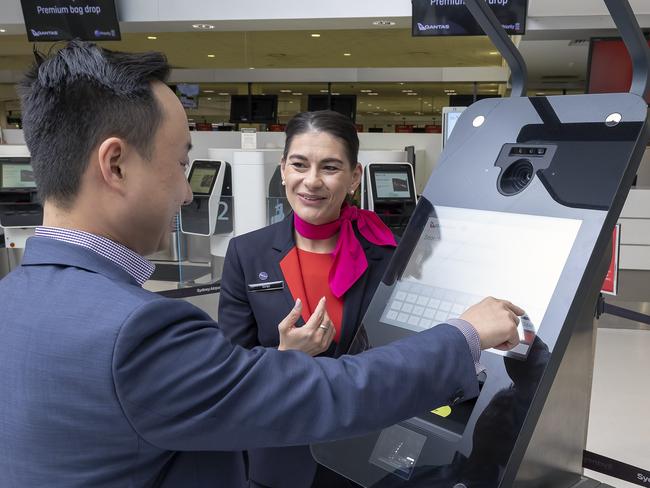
365, 163, 417, 237
311, 1, 650, 485
180, 160, 226, 236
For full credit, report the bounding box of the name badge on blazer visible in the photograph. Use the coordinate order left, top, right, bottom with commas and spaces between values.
247, 280, 285, 292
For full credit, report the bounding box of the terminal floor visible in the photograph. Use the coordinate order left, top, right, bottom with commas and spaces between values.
586, 270, 650, 488
144, 269, 650, 488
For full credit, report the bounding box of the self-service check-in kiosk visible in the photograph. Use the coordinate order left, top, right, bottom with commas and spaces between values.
311, 1, 650, 487
0, 146, 41, 246
180, 159, 226, 237
362, 162, 418, 237
179, 150, 283, 282
205, 149, 283, 257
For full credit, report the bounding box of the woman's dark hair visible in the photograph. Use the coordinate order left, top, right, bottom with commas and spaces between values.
18, 40, 170, 207
283, 110, 359, 169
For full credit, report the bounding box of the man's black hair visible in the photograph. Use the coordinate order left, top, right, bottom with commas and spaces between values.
18, 40, 170, 207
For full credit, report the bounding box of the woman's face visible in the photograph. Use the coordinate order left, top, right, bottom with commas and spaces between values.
281, 130, 362, 225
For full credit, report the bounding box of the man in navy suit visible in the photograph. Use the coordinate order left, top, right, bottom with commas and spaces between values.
0, 40, 521, 487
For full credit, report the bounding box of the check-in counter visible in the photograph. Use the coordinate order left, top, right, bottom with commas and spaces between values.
619, 188, 650, 270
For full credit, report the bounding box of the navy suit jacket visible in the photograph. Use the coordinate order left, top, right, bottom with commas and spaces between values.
0, 237, 478, 487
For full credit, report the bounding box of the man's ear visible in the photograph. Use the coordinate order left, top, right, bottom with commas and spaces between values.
96, 137, 128, 195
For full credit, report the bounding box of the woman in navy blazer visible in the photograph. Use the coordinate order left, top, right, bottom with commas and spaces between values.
218, 110, 397, 488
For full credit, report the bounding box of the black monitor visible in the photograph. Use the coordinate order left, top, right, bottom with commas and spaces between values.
20, 0, 121, 42
411, 0, 527, 36
229, 95, 278, 124
0, 158, 36, 190
307, 95, 357, 122
188, 162, 219, 196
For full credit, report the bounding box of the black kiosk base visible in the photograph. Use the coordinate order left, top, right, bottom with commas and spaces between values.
311, 1, 649, 487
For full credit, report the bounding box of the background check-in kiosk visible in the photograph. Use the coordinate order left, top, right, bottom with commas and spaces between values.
362, 162, 418, 237
0, 145, 41, 241
311, 1, 650, 487
180, 159, 226, 237
179, 151, 282, 284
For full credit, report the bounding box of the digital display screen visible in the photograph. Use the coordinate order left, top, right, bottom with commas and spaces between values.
307, 95, 357, 122
20, 0, 121, 42
411, 0, 527, 36
2, 163, 36, 189
380, 206, 582, 359
189, 166, 218, 195
230, 95, 278, 123
374, 172, 411, 199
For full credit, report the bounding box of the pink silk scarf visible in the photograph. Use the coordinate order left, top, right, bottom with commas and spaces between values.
293, 204, 397, 298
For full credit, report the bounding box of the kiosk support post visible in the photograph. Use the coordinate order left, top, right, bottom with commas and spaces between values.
603, 0, 650, 100
463, 0, 528, 98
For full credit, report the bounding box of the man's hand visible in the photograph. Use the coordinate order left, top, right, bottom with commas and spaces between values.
277, 297, 335, 356
460, 297, 523, 350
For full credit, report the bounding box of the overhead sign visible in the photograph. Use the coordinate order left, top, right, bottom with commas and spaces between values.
20, 0, 121, 42
411, 0, 528, 37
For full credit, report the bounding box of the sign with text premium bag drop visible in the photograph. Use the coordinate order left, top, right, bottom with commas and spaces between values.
412, 0, 527, 37
20, 0, 121, 42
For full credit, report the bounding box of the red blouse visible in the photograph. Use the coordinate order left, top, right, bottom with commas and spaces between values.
279, 247, 344, 343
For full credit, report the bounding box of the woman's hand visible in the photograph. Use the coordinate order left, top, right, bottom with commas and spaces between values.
277, 297, 335, 356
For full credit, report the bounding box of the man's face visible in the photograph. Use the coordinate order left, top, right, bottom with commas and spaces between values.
125, 82, 193, 256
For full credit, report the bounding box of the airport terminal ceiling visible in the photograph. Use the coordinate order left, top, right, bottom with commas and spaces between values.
0, 0, 646, 125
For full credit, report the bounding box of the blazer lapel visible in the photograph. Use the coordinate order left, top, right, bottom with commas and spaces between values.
334, 235, 384, 356
270, 214, 305, 325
